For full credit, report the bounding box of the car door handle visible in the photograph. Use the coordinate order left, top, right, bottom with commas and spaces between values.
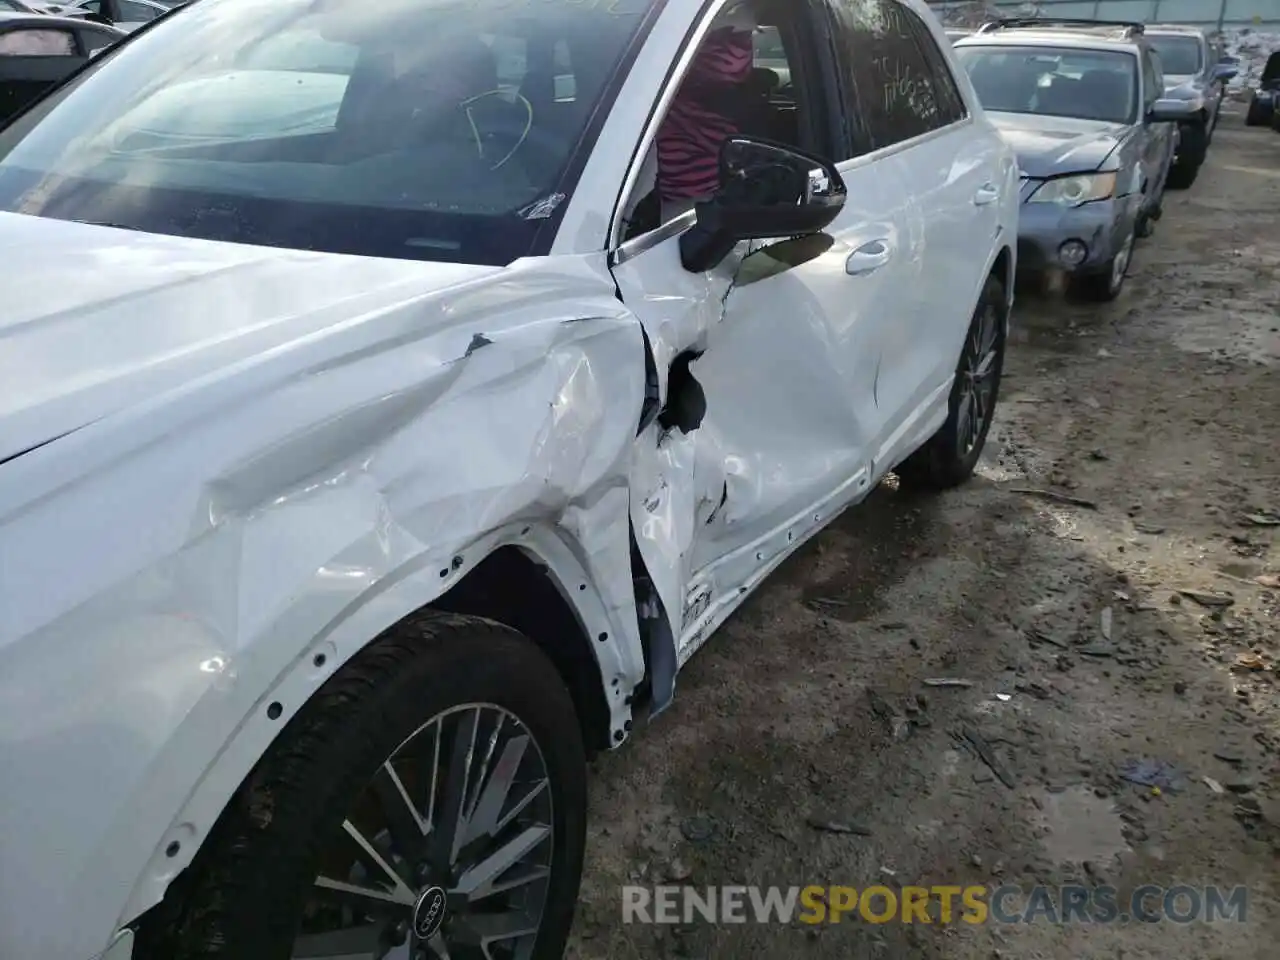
845, 239, 893, 276
973, 183, 1000, 206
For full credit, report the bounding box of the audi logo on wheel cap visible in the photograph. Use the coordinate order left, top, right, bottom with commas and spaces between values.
412, 885, 447, 940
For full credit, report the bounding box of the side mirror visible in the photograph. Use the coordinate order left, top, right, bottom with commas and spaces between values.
1147, 98, 1194, 123
1212, 62, 1239, 82
680, 136, 847, 273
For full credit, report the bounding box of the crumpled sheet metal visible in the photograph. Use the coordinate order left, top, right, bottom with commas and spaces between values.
0, 258, 649, 960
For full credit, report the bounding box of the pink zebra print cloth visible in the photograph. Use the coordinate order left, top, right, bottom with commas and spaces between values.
656, 27, 755, 203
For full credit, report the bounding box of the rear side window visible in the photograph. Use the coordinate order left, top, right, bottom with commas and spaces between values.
0, 28, 77, 56
120, 0, 161, 20
80, 29, 119, 56
829, 0, 964, 153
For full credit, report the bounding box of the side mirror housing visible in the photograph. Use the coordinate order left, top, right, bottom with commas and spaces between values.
680, 136, 847, 273
1147, 98, 1194, 123
1212, 62, 1239, 82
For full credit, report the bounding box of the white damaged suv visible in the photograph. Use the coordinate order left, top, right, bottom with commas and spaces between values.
0, 0, 1017, 957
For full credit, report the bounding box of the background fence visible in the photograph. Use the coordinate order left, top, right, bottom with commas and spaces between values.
926, 0, 1280, 32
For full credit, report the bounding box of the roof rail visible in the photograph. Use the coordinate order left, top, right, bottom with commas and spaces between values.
975, 17, 1145, 37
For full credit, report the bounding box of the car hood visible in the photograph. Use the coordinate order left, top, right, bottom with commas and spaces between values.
0, 213, 499, 465
987, 112, 1125, 178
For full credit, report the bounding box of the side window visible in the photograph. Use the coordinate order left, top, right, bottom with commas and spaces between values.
904, 11, 966, 124
0, 28, 77, 56
830, 0, 959, 152
120, 0, 160, 20
1142, 50, 1161, 109
78, 0, 105, 14
80, 28, 118, 57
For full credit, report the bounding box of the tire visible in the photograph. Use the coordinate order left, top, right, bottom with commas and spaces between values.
135, 612, 587, 960
1245, 97, 1266, 126
1067, 227, 1134, 303
896, 273, 1006, 491
1165, 160, 1200, 190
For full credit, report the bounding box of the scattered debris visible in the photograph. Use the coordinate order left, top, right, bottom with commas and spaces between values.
1241, 513, 1280, 527
995, 693, 1012, 702
1214, 748, 1245, 765
1204, 776, 1226, 794
1027, 629, 1068, 649
1225, 776, 1257, 795
1090, 448, 1109, 461
1133, 521, 1167, 535
806, 816, 872, 836
956, 726, 1016, 788
1232, 653, 1267, 672
1119, 758, 1187, 792
866, 688, 911, 740
1008, 487, 1098, 510
1254, 574, 1280, 589
1078, 645, 1117, 658
806, 596, 848, 612
923, 678, 974, 688
1100, 606, 1113, 641
1177, 589, 1235, 608
680, 816, 715, 844
663, 858, 694, 882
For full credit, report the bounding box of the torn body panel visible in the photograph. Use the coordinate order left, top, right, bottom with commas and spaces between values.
0, 233, 651, 960
612, 228, 885, 708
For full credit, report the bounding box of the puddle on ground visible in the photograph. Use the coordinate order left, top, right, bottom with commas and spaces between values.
1032, 785, 1130, 866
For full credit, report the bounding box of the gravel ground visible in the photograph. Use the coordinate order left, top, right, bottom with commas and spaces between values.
566, 112, 1280, 959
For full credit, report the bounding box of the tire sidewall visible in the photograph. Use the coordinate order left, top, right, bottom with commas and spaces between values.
147, 620, 587, 960
941, 275, 1007, 478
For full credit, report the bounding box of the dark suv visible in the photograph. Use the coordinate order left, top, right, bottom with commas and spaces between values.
1144, 24, 1239, 187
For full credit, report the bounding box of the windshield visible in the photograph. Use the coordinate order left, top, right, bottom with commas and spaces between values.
0, 0, 659, 265
1146, 35, 1202, 75
955, 45, 1139, 124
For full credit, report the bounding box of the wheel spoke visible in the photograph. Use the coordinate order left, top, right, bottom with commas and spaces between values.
291, 922, 385, 959
955, 387, 973, 453
453, 825, 551, 903
314, 874, 415, 910
371, 761, 428, 858
461, 733, 529, 847
973, 347, 997, 380
979, 306, 999, 357
452, 910, 540, 960
427, 708, 479, 870
342, 820, 416, 903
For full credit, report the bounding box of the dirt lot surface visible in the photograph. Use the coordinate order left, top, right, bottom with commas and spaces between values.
566, 113, 1280, 959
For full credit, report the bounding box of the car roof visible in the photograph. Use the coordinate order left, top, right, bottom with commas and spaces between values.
955, 30, 1143, 55
1143, 24, 1208, 37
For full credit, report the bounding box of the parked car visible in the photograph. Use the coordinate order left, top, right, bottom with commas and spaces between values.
0, 0, 1018, 958
0, 0, 68, 13
1245, 50, 1280, 126
0, 11, 122, 120
1144, 23, 1238, 187
955, 18, 1181, 300
63, 0, 167, 31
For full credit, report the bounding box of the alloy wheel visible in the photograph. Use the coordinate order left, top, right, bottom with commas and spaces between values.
292, 704, 555, 960
956, 300, 1001, 458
